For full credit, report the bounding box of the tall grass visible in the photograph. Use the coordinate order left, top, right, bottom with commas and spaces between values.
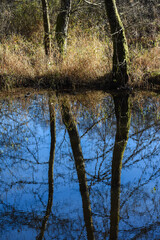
0, 0, 159, 89
0, 32, 159, 89
0, 32, 112, 87
129, 37, 160, 87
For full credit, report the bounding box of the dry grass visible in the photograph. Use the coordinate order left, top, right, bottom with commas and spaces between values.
0, 35, 55, 78
0, 33, 112, 89
0, 31, 159, 90
129, 36, 160, 87
60, 33, 112, 82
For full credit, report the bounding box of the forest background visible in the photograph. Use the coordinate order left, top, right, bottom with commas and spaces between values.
0, 0, 159, 90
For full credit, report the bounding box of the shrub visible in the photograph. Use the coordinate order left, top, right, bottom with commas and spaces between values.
5, 0, 43, 40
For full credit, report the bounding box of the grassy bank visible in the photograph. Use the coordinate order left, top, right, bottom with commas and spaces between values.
0, 32, 160, 91
0, 0, 160, 91
0, 32, 112, 88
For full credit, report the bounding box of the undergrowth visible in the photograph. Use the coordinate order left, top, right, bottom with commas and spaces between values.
0, 31, 159, 90
0, 0, 159, 90
129, 35, 160, 88
0, 32, 112, 89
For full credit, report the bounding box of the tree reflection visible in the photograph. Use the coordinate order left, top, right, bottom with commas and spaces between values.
37, 95, 56, 240
0, 92, 160, 239
110, 93, 131, 240
59, 96, 95, 240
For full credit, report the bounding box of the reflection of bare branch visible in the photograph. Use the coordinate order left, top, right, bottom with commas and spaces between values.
0, 92, 160, 238
80, 117, 106, 138
125, 221, 160, 240
123, 127, 160, 168
121, 166, 160, 210
85, 145, 114, 162
55, 128, 66, 154
11, 158, 48, 166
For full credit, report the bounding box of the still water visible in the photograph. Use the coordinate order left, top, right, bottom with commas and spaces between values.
0, 91, 160, 240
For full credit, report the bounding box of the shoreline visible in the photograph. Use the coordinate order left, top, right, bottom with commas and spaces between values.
0, 71, 160, 93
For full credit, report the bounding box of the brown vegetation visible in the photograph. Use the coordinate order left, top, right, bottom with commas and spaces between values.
0, 0, 159, 91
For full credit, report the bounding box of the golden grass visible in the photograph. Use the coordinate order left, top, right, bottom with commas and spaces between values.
0, 35, 55, 78
0, 33, 112, 87
129, 37, 160, 87
0, 32, 159, 89
61, 33, 112, 82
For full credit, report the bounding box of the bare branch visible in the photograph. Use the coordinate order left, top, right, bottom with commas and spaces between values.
83, 0, 102, 6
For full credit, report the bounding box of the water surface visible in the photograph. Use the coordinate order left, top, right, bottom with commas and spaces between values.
0, 91, 160, 239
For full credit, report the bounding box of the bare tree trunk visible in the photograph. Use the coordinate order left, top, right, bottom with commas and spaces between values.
41, 0, 51, 56
110, 93, 131, 240
37, 96, 56, 240
60, 96, 95, 240
104, 0, 129, 87
55, 0, 71, 55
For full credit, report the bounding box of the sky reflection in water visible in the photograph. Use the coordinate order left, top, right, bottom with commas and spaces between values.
0, 91, 160, 240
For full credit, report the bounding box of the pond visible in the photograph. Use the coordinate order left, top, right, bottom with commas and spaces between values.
0, 90, 160, 240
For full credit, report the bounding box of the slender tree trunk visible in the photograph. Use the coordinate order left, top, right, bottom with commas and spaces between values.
55, 0, 71, 55
41, 0, 51, 56
60, 97, 95, 240
110, 93, 131, 240
104, 0, 129, 87
37, 96, 56, 240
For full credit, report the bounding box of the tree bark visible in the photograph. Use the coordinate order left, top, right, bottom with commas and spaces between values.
55, 0, 71, 55
37, 96, 56, 240
41, 0, 51, 56
110, 93, 131, 240
60, 97, 95, 240
104, 0, 129, 87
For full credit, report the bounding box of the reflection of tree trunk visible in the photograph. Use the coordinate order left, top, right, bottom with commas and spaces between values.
104, 0, 129, 86
60, 97, 95, 240
37, 97, 56, 240
110, 94, 131, 240
55, 0, 71, 55
41, 0, 51, 56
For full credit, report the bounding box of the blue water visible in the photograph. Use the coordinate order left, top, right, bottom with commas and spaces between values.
0, 91, 160, 239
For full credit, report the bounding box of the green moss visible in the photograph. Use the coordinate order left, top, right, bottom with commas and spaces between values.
104, 0, 129, 86
148, 71, 160, 85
